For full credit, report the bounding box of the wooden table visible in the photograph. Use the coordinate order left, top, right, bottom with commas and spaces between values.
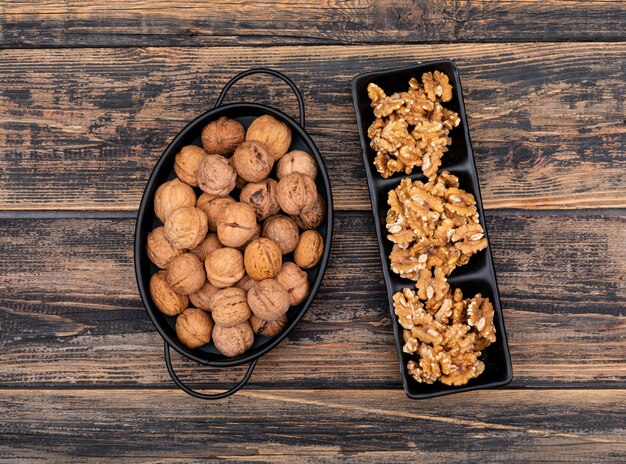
1, 2, 625, 462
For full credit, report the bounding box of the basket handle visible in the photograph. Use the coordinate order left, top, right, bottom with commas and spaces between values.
215, 68, 305, 128
164, 342, 257, 400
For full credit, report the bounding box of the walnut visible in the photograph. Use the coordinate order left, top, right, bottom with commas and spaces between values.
216, 202, 257, 248
262, 215, 299, 254
276, 150, 317, 180
466, 293, 496, 350
149, 270, 188, 316
237, 223, 262, 252
235, 274, 255, 292
294, 230, 324, 269
166, 253, 206, 295
146, 226, 182, 269
189, 281, 219, 310
232, 141, 274, 182
201, 116, 245, 156
153, 178, 196, 223
209, 287, 251, 327
174, 145, 207, 187
196, 192, 216, 211
366, 73, 460, 178
212, 322, 254, 357
276, 262, 309, 306
250, 313, 288, 337
176, 308, 213, 349
190, 233, 222, 262
240, 179, 280, 221
415, 268, 449, 312
245, 114, 292, 160
292, 194, 326, 230
204, 247, 245, 288
197, 195, 235, 231
164, 206, 208, 250
197, 154, 237, 196
244, 238, 282, 281
451, 223, 488, 255
276, 172, 318, 215
235, 175, 247, 190
247, 279, 290, 321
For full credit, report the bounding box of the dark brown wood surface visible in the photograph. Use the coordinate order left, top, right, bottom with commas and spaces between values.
0, 1, 625, 462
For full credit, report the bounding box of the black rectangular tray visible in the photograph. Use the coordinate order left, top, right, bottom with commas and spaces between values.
351, 60, 513, 399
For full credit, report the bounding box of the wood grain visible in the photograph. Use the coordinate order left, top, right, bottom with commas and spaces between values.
1, 1, 625, 48
0, 212, 623, 387
0, 43, 624, 211
0, 388, 624, 462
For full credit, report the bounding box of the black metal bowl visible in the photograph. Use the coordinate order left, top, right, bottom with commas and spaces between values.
134, 69, 333, 399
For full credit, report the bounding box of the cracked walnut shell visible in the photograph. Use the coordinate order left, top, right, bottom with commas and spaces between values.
149, 270, 188, 316
209, 287, 251, 327
176, 308, 213, 349
204, 247, 245, 288
244, 238, 283, 281
212, 322, 254, 358
166, 253, 206, 295
164, 206, 208, 250
201, 116, 245, 156
154, 178, 196, 223
247, 278, 290, 321
245, 114, 292, 160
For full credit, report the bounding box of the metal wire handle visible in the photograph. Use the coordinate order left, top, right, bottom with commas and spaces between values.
215, 68, 305, 128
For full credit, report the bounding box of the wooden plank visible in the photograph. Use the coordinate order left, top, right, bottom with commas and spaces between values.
0, 43, 624, 211
1, 1, 625, 47
0, 212, 623, 387
0, 388, 624, 462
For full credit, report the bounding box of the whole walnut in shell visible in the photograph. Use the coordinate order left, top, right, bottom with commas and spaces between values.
197, 154, 237, 196
236, 274, 255, 292
250, 313, 288, 337
245, 114, 292, 160
189, 281, 219, 310
190, 233, 222, 262
262, 215, 299, 254
201, 116, 245, 156
247, 278, 290, 321
197, 195, 235, 231
294, 230, 324, 269
232, 141, 274, 182
150, 271, 188, 316
147, 226, 182, 269
154, 178, 196, 223
240, 179, 280, 221
164, 206, 208, 250
276, 150, 318, 180
292, 194, 326, 230
166, 253, 206, 295
213, 322, 254, 357
217, 202, 258, 248
205, 247, 245, 288
210, 287, 251, 327
244, 238, 282, 281
276, 172, 318, 215
174, 145, 207, 187
276, 262, 309, 306
176, 308, 213, 349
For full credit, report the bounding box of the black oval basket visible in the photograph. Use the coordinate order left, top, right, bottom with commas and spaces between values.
134, 69, 333, 400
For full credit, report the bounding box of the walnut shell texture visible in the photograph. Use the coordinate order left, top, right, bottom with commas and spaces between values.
174, 145, 207, 187
292, 194, 326, 230
146, 226, 182, 269
235, 274, 255, 292
250, 313, 288, 337
247, 279, 290, 321
210, 287, 251, 327
240, 179, 280, 221
276, 262, 310, 306
198, 195, 235, 231
244, 238, 283, 281
166, 253, 206, 295
205, 247, 245, 288
189, 281, 219, 310
294, 230, 324, 269
164, 206, 208, 250
149, 271, 188, 316
217, 202, 258, 248
262, 215, 299, 255
232, 141, 274, 182
190, 233, 222, 262
245, 114, 292, 161
154, 178, 196, 223
176, 308, 213, 349
212, 322, 254, 357
201, 116, 245, 156
276, 150, 318, 180
197, 154, 237, 196
276, 172, 318, 215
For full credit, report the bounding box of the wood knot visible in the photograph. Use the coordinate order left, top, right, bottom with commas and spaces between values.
508, 142, 540, 169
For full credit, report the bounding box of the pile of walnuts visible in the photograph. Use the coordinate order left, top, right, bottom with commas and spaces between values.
147, 114, 326, 357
